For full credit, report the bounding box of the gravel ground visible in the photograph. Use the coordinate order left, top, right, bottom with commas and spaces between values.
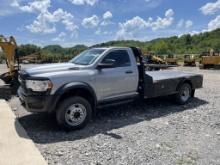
2, 64, 220, 165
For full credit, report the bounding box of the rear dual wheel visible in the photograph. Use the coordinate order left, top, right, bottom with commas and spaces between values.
175, 83, 192, 104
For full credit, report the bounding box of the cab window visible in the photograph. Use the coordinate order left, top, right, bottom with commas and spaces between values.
102, 50, 131, 67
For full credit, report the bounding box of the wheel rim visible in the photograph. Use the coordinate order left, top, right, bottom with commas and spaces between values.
65, 103, 87, 126
180, 86, 190, 102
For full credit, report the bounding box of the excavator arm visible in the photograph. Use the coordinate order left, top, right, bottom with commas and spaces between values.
151, 55, 165, 64
0, 35, 19, 84
0, 35, 17, 75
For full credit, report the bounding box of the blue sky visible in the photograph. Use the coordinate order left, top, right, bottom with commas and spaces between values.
0, 0, 220, 47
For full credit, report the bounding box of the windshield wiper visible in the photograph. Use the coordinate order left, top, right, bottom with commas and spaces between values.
71, 61, 88, 65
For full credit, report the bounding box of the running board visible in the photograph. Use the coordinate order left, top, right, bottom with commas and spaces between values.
97, 99, 134, 108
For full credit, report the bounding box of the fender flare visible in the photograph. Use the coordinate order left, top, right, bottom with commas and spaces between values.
176, 78, 193, 91
51, 82, 97, 113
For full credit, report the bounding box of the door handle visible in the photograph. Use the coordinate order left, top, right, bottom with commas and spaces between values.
125, 70, 133, 74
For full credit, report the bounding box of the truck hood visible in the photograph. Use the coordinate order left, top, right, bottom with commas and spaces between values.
23, 63, 83, 76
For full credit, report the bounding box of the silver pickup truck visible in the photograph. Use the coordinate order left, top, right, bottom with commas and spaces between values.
18, 47, 203, 130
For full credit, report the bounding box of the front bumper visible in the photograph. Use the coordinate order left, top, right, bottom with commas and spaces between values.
18, 87, 58, 113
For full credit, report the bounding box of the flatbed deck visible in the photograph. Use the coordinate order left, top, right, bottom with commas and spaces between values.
145, 70, 201, 82
144, 70, 203, 98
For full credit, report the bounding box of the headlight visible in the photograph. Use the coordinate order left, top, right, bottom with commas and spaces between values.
26, 80, 53, 92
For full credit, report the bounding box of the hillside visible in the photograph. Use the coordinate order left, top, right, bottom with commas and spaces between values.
93, 28, 220, 55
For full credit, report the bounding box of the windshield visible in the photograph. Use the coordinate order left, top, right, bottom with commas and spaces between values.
69, 49, 105, 65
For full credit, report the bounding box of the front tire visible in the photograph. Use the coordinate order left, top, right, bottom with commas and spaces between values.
56, 96, 92, 131
175, 83, 192, 105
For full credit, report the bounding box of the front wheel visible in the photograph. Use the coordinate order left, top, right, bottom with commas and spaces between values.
175, 83, 192, 105
56, 96, 92, 131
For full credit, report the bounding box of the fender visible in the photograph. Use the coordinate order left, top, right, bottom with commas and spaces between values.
176, 78, 193, 91
50, 82, 97, 113
56, 82, 96, 95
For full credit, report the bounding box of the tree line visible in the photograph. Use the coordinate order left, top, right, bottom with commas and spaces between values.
16, 44, 88, 63
1, 28, 220, 63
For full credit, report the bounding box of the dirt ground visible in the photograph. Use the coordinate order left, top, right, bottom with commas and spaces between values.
1, 64, 220, 165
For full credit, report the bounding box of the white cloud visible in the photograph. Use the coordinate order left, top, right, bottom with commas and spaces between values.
185, 20, 193, 28
82, 15, 99, 28
13, 0, 78, 35
150, 11, 174, 30
189, 31, 201, 35
52, 32, 66, 41
101, 11, 113, 26
200, 0, 220, 15
116, 16, 150, 39
53, 8, 78, 36
103, 11, 112, 20
165, 9, 174, 17
116, 9, 174, 39
68, 0, 98, 6
186, 15, 220, 34
177, 19, 193, 28
26, 8, 78, 34
11, 0, 51, 13
207, 15, 220, 31
95, 28, 111, 35
94, 11, 113, 35
26, 13, 56, 33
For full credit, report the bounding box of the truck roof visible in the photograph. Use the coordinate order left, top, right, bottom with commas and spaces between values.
92, 46, 132, 50
90, 47, 142, 59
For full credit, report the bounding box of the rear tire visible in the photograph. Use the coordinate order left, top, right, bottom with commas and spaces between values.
175, 83, 192, 105
56, 96, 92, 131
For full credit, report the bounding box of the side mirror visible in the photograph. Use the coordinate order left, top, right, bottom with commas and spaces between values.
97, 59, 115, 69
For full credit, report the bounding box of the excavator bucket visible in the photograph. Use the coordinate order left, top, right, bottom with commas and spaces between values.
0, 72, 13, 84
0, 70, 19, 96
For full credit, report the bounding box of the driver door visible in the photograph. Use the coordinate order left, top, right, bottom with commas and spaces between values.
95, 49, 138, 101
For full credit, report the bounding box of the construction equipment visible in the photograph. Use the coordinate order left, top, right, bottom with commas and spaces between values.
200, 49, 220, 69
184, 54, 196, 66
165, 54, 178, 65
20, 52, 41, 63
0, 35, 20, 94
143, 52, 166, 64
143, 52, 167, 71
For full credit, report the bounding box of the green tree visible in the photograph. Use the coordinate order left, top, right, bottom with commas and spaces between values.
17, 44, 41, 56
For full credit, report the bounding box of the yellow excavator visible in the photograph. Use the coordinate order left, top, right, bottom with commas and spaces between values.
143, 52, 169, 71
143, 52, 166, 64
0, 35, 20, 92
